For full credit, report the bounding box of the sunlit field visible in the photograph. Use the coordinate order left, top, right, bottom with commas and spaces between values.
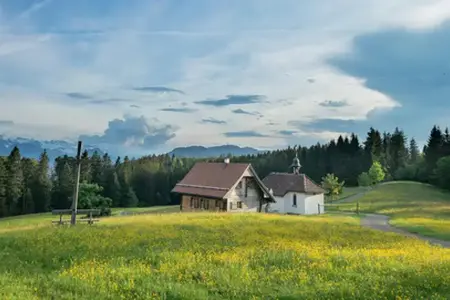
1, 212, 450, 299
332, 182, 450, 240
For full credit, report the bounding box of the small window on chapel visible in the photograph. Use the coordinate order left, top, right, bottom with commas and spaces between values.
293, 194, 297, 207
237, 201, 242, 209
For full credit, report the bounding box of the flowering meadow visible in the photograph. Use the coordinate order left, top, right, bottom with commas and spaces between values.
1, 212, 450, 299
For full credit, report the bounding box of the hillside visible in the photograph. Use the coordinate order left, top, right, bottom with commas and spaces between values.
333, 182, 450, 240
1, 212, 450, 299
168, 145, 259, 158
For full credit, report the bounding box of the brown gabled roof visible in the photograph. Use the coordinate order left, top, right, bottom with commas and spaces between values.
262, 172, 325, 197
171, 162, 251, 199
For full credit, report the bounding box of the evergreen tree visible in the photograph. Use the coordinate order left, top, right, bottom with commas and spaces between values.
52, 159, 74, 209
80, 150, 91, 183
121, 186, 139, 207
442, 128, 450, 157
23, 188, 34, 214
6, 147, 23, 215
21, 157, 37, 213
364, 127, 382, 162
33, 150, 52, 213
104, 171, 122, 206
409, 138, 419, 163
387, 127, 408, 175
0, 158, 7, 217
424, 125, 443, 176
90, 151, 103, 186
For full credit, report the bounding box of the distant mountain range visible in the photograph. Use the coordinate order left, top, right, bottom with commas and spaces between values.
0, 136, 260, 161
0, 136, 102, 161
169, 145, 260, 158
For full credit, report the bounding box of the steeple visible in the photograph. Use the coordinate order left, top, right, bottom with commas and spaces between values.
290, 152, 301, 174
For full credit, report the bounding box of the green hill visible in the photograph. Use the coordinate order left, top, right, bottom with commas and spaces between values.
1, 211, 450, 299
332, 182, 450, 240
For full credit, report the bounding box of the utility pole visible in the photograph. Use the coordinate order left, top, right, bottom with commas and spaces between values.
70, 141, 82, 226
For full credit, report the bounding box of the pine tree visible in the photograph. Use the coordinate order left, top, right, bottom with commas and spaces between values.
104, 171, 122, 206
442, 128, 450, 157
6, 146, 23, 215
52, 159, 74, 209
20, 158, 37, 214
80, 150, 91, 183
409, 138, 419, 163
90, 151, 103, 186
425, 125, 443, 173
364, 127, 382, 162
121, 186, 139, 207
0, 158, 7, 217
388, 127, 408, 175
33, 150, 52, 212
23, 188, 34, 214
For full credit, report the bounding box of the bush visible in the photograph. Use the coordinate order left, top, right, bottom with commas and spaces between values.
357, 172, 372, 187
369, 161, 385, 184
78, 183, 112, 216
321, 173, 345, 201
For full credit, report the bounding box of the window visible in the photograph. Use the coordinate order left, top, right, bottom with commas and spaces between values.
194, 198, 199, 209
200, 198, 204, 209
190, 197, 194, 208
237, 201, 242, 209
215, 200, 220, 208
204, 199, 209, 210
293, 194, 297, 207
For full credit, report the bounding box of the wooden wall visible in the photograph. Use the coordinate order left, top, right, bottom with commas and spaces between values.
181, 195, 226, 212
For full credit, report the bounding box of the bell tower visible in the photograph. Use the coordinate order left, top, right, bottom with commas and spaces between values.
290, 152, 301, 174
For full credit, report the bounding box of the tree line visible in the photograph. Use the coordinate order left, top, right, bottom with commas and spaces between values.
1, 124, 450, 217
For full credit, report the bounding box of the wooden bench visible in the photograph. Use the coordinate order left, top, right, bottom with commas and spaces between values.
52, 209, 101, 225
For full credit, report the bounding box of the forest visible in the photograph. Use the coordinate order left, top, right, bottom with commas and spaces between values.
1, 124, 450, 218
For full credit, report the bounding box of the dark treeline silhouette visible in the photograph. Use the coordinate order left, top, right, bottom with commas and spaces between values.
1, 125, 450, 218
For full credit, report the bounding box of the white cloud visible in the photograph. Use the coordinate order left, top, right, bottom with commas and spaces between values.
0, 0, 449, 152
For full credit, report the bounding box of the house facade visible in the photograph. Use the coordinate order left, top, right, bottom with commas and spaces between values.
172, 159, 275, 212
262, 154, 325, 215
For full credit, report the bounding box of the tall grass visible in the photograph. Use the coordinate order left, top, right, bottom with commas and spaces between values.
1, 212, 450, 299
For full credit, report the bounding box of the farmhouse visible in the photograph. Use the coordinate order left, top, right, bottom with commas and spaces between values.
262, 154, 325, 215
171, 159, 275, 212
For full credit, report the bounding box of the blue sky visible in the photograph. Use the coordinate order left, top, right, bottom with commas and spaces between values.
0, 0, 450, 154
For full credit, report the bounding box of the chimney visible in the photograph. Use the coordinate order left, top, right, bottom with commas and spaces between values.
224, 157, 230, 164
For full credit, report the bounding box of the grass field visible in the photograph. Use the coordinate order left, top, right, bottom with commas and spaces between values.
332, 182, 450, 240
2, 212, 450, 299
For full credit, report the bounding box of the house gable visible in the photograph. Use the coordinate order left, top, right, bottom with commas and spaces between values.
171, 162, 250, 199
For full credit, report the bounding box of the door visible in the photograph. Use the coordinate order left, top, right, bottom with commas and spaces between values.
222, 200, 227, 211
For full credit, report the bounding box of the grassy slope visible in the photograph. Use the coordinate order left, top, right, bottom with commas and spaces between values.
1, 213, 450, 299
0, 206, 180, 234
334, 182, 450, 240
326, 186, 370, 203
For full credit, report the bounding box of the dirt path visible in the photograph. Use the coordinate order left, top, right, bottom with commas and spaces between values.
361, 213, 450, 248
332, 187, 450, 248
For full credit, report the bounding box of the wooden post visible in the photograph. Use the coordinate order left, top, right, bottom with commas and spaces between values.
70, 141, 82, 226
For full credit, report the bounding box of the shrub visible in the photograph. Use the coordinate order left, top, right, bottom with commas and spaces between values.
357, 172, 372, 186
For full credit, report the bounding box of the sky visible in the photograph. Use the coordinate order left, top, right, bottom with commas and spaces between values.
0, 0, 450, 155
